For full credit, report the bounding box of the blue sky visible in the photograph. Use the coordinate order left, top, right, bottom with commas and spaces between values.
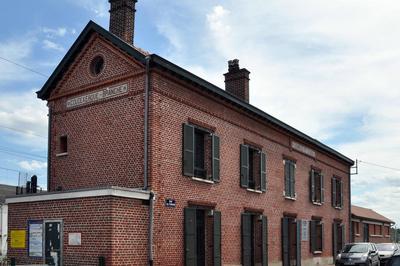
1, 0, 399, 224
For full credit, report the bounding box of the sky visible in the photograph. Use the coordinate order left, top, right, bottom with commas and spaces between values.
0, 0, 399, 225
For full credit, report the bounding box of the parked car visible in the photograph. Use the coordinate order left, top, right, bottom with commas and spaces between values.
336, 243, 380, 266
386, 250, 400, 266
377, 243, 399, 265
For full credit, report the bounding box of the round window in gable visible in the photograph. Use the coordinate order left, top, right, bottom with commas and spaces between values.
90, 55, 105, 76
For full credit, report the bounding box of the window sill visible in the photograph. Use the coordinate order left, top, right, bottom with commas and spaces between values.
385, 235, 391, 237
355, 234, 360, 236
246, 188, 263, 194
56, 152, 68, 157
312, 202, 323, 206
284, 196, 296, 201
334, 206, 342, 210
370, 234, 383, 237
313, 251, 322, 255
191, 177, 214, 184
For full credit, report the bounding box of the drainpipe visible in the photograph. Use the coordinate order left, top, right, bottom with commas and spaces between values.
144, 55, 151, 190
348, 168, 352, 243
148, 192, 155, 266
47, 106, 52, 192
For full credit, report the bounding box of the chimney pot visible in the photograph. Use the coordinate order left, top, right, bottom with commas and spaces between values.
224, 59, 250, 103
109, 0, 137, 44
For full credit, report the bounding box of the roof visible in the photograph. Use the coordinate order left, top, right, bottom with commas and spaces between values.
352, 205, 395, 224
0, 184, 17, 203
37, 21, 354, 166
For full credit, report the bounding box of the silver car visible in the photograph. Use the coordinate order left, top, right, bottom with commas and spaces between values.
377, 243, 399, 265
336, 243, 380, 266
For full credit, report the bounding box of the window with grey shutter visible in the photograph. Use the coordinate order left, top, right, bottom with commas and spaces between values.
212, 135, 220, 182
240, 145, 249, 188
310, 170, 315, 203
213, 211, 221, 266
310, 220, 317, 253
184, 207, 197, 266
290, 162, 295, 198
260, 152, 266, 192
321, 174, 325, 203
332, 223, 338, 256
183, 124, 195, 177
340, 180, 344, 208
242, 213, 252, 266
262, 216, 268, 266
332, 177, 337, 207
284, 160, 291, 197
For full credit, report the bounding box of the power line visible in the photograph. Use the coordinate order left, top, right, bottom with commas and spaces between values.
358, 160, 400, 172
0, 124, 47, 139
0, 56, 48, 78
0, 148, 47, 160
0, 166, 22, 173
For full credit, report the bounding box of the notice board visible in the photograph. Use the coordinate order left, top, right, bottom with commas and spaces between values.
28, 220, 43, 257
10, 230, 26, 248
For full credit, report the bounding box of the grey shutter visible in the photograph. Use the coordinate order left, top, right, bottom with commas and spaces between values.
321, 174, 325, 204
260, 152, 267, 192
296, 220, 302, 266
183, 124, 195, 176
212, 135, 220, 182
321, 223, 324, 251
340, 180, 344, 208
332, 177, 337, 207
284, 161, 290, 197
281, 217, 290, 266
240, 145, 249, 188
310, 220, 316, 253
213, 211, 221, 266
290, 162, 296, 197
242, 213, 252, 266
262, 216, 268, 266
310, 170, 315, 203
341, 224, 345, 250
332, 223, 338, 256
184, 208, 197, 266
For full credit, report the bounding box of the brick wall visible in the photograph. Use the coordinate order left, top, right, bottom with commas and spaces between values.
148, 70, 351, 265
7, 196, 148, 266
47, 34, 146, 191
353, 221, 392, 243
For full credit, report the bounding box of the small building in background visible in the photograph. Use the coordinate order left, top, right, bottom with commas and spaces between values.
351, 205, 395, 243
0, 184, 17, 257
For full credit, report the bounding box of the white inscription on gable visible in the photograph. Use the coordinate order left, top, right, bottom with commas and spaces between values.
66, 83, 128, 108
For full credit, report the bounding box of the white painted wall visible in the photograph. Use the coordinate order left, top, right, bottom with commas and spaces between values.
0, 204, 7, 256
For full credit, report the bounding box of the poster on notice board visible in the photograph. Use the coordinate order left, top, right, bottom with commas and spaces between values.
28, 220, 43, 257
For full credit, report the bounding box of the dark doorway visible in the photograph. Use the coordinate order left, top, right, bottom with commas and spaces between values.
44, 221, 62, 266
332, 222, 345, 257
363, 223, 369, 242
242, 213, 268, 266
282, 217, 301, 266
196, 210, 206, 266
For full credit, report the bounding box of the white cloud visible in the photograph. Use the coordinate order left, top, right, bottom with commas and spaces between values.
41, 27, 68, 38
69, 0, 108, 18
18, 160, 47, 171
43, 39, 65, 52
150, 1, 400, 224
0, 90, 48, 146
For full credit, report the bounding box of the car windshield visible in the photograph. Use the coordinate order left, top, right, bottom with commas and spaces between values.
377, 244, 396, 252
343, 244, 369, 253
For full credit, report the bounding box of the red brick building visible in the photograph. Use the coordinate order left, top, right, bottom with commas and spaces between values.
351, 205, 395, 244
6, 1, 354, 265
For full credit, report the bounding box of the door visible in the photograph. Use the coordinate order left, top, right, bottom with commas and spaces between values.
45, 221, 62, 266
282, 217, 300, 266
363, 224, 369, 242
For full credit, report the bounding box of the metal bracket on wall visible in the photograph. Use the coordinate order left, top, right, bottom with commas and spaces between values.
350, 159, 358, 175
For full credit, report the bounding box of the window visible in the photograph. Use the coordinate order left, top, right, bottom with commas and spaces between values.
331, 177, 343, 208
240, 144, 266, 192
58, 135, 68, 155
310, 219, 324, 253
242, 213, 268, 266
284, 159, 296, 198
310, 169, 324, 204
184, 207, 221, 266
333, 222, 345, 256
183, 124, 220, 182
90, 55, 105, 76
354, 222, 360, 235
282, 216, 301, 266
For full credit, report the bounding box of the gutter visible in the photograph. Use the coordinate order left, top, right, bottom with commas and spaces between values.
349, 170, 352, 242
144, 55, 151, 190
148, 192, 155, 266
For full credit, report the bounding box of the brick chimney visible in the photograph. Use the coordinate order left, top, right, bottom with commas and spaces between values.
109, 0, 137, 44
224, 59, 250, 103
